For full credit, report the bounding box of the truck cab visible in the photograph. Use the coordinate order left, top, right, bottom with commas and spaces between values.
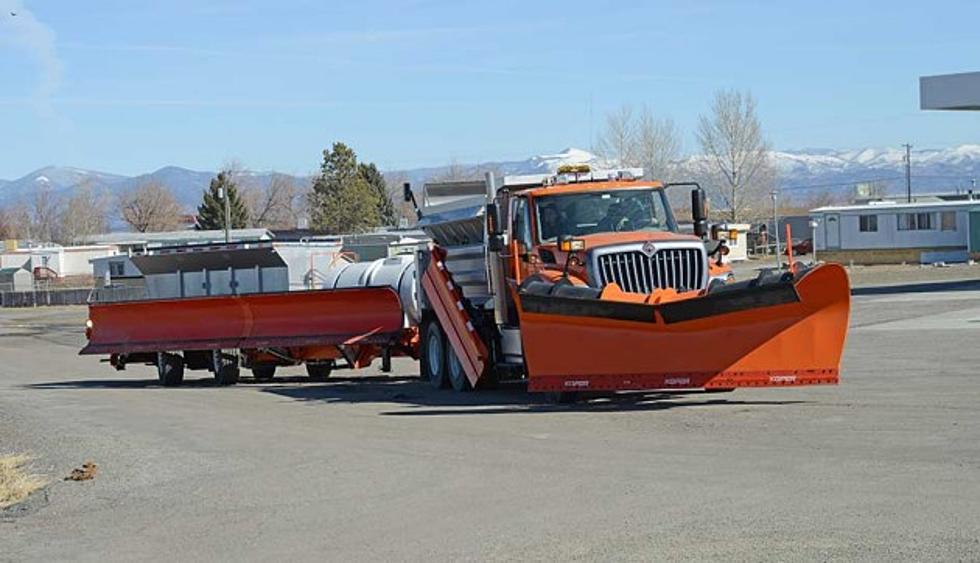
493, 167, 730, 294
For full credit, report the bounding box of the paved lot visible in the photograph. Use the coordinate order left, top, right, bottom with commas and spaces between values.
2, 284, 980, 561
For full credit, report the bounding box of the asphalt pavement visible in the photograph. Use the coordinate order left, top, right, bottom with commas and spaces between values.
1, 286, 979, 561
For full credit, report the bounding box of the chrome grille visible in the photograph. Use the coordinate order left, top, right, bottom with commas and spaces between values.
596, 247, 705, 293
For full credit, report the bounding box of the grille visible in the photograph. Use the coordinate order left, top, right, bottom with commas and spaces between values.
596, 247, 706, 293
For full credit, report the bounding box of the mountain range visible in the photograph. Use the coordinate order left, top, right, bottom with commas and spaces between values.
3, 145, 980, 210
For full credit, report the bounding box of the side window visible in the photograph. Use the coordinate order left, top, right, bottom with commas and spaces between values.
941, 211, 957, 231
109, 261, 125, 277
512, 198, 531, 247
859, 215, 878, 232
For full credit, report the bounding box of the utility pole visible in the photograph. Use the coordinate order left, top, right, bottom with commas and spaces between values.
771, 189, 780, 269
903, 143, 912, 203
810, 218, 819, 263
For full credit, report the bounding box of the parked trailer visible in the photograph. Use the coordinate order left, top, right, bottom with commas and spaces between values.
82, 166, 850, 399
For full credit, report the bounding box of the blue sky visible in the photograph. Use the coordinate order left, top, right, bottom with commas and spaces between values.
0, 0, 978, 179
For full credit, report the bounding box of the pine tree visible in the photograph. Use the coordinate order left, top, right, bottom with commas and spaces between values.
197, 171, 249, 231
358, 162, 397, 227
308, 143, 381, 234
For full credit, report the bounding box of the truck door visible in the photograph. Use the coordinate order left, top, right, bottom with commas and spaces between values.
510, 196, 533, 282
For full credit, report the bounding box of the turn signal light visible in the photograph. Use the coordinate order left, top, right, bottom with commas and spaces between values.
558, 238, 585, 252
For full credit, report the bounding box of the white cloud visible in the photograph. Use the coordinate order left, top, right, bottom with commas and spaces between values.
0, 0, 64, 122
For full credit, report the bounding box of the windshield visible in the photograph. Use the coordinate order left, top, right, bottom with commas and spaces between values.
535, 188, 674, 243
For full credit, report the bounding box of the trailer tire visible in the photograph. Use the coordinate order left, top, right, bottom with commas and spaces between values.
446, 343, 471, 392
157, 352, 184, 387
212, 350, 240, 386
251, 364, 276, 381
421, 319, 448, 389
306, 362, 333, 381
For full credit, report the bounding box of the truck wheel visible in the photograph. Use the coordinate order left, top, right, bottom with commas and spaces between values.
306, 361, 333, 381
446, 344, 471, 392
251, 364, 276, 381
212, 350, 240, 386
157, 352, 184, 387
421, 319, 448, 388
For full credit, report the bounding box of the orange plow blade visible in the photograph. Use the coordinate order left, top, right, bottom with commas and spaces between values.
516, 263, 850, 392
80, 287, 405, 355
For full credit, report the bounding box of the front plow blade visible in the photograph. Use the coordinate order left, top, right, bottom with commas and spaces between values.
517, 264, 850, 392
81, 287, 404, 355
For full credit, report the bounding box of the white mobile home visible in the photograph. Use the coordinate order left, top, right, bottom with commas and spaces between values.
810, 199, 980, 264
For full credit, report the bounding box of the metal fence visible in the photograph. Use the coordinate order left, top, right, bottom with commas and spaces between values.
0, 288, 93, 308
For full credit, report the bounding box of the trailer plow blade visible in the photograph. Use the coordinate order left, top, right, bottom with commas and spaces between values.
516, 263, 850, 393
80, 287, 405, 355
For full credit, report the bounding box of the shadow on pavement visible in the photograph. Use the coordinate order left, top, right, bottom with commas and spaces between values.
27, 374, 808, 415
852, 279, 980, 296
260, 379, 808, 416
25, 374, 419, 390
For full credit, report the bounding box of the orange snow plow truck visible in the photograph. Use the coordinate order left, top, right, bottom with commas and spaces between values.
81, 165, 850, 400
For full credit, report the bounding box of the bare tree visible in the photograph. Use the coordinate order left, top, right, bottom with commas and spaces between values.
431, 158, 473, 183
381, 170, 416, 227
696, 89, 775, 222
595, 105, 637, 166
634, 108, 681, 181
118, 182, 184, 232
246, 174, 299, 229
23, 186, 64, 243
59, 181, 110, 244
0, 207, 17, 240
596, 104, 681, 181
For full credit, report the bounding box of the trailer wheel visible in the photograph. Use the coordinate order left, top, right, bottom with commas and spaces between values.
212, 350, 240, 386
156, 352, 184, 387
446, 344, 471, 392
306, 361, 333, 381
421, 319, 448, 388
251, 364, 276, 382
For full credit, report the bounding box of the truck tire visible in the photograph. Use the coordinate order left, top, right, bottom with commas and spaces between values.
212, 350, 240, 386
306, 361, 333, 381
446, 344, 471, 392
421, 319, 448, 388
157, 352, 184, 387
251, 364, 276, 381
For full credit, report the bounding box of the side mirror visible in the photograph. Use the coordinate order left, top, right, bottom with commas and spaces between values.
402, 182, 413, 203
486, 203, 501, 236
691, 188, 708, 239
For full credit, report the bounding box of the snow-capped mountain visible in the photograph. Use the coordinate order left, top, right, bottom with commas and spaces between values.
0, 165, 309, 208
2, 145, 979, 211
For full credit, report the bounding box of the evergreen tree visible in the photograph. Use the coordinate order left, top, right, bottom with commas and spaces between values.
358, 162, 397, 227
308, 143, 381, 234
197, 171, 249, 230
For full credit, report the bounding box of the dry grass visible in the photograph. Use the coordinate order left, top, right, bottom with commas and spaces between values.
0, 453, 47, 509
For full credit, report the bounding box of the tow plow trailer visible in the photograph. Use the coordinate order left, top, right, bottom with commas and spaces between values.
80, 167, 850, 398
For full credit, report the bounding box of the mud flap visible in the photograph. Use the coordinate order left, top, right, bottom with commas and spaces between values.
516, 263, 850, 392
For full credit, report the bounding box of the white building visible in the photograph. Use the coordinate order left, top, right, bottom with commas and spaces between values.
714, 223, 751, 262
0, 244, 118, 278
810, 198, 980, 264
